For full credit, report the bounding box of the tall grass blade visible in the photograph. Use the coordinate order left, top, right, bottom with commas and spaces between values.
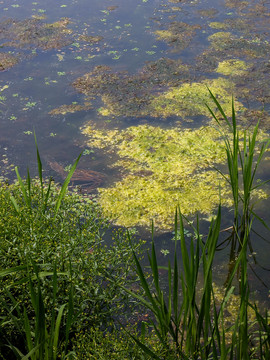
54, 153, 82, 217
15, 166, 31, 209
53, 304, 66, 360
34, 132, 43, 198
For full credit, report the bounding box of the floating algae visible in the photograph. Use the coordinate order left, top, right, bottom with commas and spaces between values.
0, 53, 18, 71
208, 31, 270, 58
82, 121, 268, 230
154, 21, 201, 52
82, 124, 233, 229
146, 78, 244, 119
72, 59, 190, 118
0, 17, 73, 50
49, 103, 92, 115
215, 59, 250, 77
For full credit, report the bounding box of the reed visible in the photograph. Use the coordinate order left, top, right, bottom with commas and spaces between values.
10, 132, 82, 219
1, 263, 74, 359
126, 94, 270, 359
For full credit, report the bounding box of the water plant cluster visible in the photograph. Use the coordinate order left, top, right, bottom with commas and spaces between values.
0, 98, 270, 359
0, 143, 145, 359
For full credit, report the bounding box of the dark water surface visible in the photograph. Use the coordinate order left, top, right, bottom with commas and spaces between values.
1, 0, 270, 304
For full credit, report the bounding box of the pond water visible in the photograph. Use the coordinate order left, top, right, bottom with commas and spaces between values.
1, 0, 270, 304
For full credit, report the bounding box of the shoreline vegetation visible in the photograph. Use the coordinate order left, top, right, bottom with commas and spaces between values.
0, 95, 270, 359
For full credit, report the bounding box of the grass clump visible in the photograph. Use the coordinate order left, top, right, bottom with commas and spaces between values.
0, 149, 143, 358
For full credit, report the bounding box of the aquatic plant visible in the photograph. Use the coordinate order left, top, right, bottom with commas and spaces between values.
208, 31, 270, 58
154, 22, 201, 52
72, 59, 190, 118
0, 53, 18, 71
0, 17, 73, 50
215, 59, 250, 77
49, 103, 92, 115
147, 78, 243, 118
82, 124, 232, 229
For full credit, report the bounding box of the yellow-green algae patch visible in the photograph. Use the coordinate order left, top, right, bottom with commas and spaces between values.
216, 59, 250, 76
146, 78, 244, 119
209, 22, 230, 30
83, 123, 268, 230
207, 31, 270, 58
82, 124, 233, 230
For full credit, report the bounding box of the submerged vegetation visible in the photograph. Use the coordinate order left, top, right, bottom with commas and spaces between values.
0, 53, 18, 71
0, 17, 73, 50
154, 21, 201, 52
82, 122, 268, 230
147, 78, 242, 118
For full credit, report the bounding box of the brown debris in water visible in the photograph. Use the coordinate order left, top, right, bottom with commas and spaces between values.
78, 35, 104, 43
49, 103, 92, 115
154, 21, 201, 52
0, 52, 18, 71
46, 158, 105, 193
107, 6, 118, 11
0, 18, 73, 50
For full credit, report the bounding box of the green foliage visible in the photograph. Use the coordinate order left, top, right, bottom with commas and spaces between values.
0, 145, 143, 358
71, 326, 163, 359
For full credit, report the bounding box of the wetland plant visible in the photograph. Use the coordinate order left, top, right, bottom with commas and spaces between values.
0, 138, 142, 359
126, 95, 270, 359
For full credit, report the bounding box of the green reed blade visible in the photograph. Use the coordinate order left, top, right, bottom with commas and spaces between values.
128, 333, 163, 359
15, 166, 31, 209
53, 304, 66, 360
10, 195, 20, 213
23, 308, 34, 357
34, 132, 43, 197
43, 177, 52, 213
54, 152, 82, 217
207, 87, 231, 129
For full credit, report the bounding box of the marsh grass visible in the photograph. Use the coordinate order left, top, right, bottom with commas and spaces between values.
126, 94, 270, 359
1, 263, 74, 359
0, 138, 143, 359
